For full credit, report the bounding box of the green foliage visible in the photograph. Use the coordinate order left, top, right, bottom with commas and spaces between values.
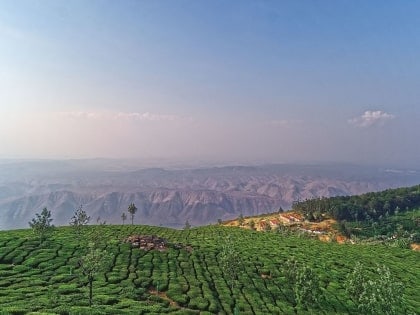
293, 184, 420, 222
345, 262, 366, 301
69, 205, 90, 241
294, 265, 323, 307
284, 257, 299, 285
219, 235, 242, 291
121, 212, 127, 225
127, 203, 138, 225
79, 242, 113, 306
284, 258, 323, 308
0, 224, 418, 314
28, 207, 54, 245
346, 263, 405, 315
338, 208, 420, 245
183, 220, 191, 230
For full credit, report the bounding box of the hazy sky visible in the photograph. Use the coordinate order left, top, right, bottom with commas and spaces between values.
1, 1, 419, 167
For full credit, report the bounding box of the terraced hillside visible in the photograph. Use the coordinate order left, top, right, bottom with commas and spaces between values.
0, 225, 419, 314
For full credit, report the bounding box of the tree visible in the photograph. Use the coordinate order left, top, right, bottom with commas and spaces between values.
184, 219, 191, 230
345, 262, 366, 302
219, 235, 242, 314
238, 213, 245, 227
69, 205, 90, 240
79, 242, 113, 307
283, 258, 323, 308
29, 207, 54, 245
90, 217, 108, 248
294, 265, 323, 308
220, 235, 242, 291
284, 257, 299, 285
127, 203, 138, 225
346, 263, 404, 315
121, 212, 127, 225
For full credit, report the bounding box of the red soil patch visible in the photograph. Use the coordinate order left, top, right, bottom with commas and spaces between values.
149, 289, 179, 308
336, 235, 347, 244
318, 235, 331, 242
410, 243, 420, 251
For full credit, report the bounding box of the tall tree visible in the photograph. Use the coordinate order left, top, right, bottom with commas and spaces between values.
346, 263, 404, 315
220, 235, 242, 291
69, 205, 90, 240
220, 235, 242, 314
294, 265, 323, 308
127, 203, 138, 225
121, 212, 127, 225
283, 258, 323, 308
184, 219, 191, 230
79, 242, 113, 307
29, 207, 54, 245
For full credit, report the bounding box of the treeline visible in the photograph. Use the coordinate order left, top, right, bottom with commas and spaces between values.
292, 184, 420, 222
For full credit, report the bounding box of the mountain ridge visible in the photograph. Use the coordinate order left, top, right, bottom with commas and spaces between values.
1, 161, 420, 230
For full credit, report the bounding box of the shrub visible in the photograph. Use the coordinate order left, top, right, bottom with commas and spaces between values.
94, 294, 119, 305
57, 284, 80, 295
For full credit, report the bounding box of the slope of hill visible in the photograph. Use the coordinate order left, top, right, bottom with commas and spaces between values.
0, 224, 419, 314
1, 160, 420, 230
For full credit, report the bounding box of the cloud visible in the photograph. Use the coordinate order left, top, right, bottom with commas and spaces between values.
57, 111, 188, 122
116, 112, 180, 121
58, 111, 104, 119
348, 110, 395, 128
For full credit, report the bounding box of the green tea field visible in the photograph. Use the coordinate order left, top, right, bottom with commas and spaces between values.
0, 225, 419, 314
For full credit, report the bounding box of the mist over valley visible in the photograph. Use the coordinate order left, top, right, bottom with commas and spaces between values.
1, 159, 419, 230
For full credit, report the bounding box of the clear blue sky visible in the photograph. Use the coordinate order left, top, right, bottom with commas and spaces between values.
0, 0, 419, 167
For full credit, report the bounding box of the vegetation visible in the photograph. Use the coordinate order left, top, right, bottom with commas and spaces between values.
338, 208, 420, 245
121, 212, 127, 225
79, 242, 113, 307
28, 207, 54, 245
292, 184, 420, 222
127, 203, 138, 225
219, 235, 242, 291
284, 258, 324, 309
184, 220, 191, 230
346, 262, 404, 315
0, 224, 418, 314
69, 205, 90, 240
237, 213, 245, 227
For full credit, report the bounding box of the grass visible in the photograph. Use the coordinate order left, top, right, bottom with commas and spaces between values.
0, 224, 419, 314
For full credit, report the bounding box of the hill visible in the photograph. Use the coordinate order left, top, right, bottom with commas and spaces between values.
0, 224, 419, 314
224, 185, 420, 248
2, 160, 420, 230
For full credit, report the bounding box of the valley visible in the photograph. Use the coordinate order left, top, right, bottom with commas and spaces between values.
1, 160, 420, 230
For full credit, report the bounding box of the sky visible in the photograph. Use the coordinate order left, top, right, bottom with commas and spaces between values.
0, 0, 419, 167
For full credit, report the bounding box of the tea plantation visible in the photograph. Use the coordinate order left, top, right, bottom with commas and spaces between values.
0, 224, 419, 314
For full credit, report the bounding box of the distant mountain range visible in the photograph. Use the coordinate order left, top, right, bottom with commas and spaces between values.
1, 160, 420, 230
